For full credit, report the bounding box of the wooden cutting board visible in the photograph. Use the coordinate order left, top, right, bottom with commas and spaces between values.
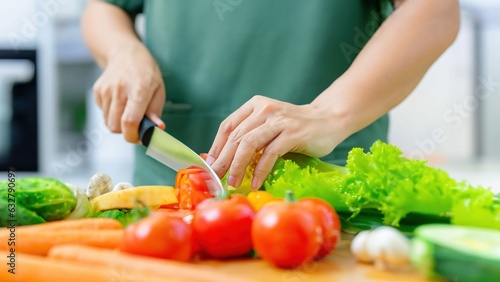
194, 234, 429, 282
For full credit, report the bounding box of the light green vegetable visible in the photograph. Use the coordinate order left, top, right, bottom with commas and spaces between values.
0, 177, 77, 226
93, 203, 150, 227
263, 141, 500, 231
0, 198, 46, 226
64, 184, 93, 220
411, 224, 500, 282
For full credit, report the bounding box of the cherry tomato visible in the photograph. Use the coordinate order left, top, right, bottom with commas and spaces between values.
193, 195, 255, 259
175, 166, 214, 210
121, 212, 194, 261
252, 191, 322, 268
247, 191, 276, 211
299, 198, 341, 259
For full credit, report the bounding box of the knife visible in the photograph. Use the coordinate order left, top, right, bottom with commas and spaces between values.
138, 117, 225, 197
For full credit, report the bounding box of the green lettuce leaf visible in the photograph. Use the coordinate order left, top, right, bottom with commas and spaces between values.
451, 188, 500, 230
264, 140, 500, 231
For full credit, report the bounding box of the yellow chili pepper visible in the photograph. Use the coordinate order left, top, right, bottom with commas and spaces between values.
247, 191, 277, 211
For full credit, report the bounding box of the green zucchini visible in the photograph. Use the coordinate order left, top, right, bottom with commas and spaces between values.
411, 224, 500, 282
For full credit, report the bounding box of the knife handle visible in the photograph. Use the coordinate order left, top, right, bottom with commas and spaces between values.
139, 117, 156, 147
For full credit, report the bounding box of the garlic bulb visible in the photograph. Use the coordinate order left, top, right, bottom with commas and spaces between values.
351, 226, 411, 270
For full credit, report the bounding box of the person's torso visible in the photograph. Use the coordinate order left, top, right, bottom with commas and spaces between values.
140, 0, 388, 160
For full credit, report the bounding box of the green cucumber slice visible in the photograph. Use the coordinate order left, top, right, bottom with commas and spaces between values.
411, 224, 500, 282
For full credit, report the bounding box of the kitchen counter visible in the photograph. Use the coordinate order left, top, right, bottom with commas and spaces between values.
194, 234, 427, 282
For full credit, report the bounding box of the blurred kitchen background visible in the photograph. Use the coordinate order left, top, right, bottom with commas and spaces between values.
0, 0, 499, 192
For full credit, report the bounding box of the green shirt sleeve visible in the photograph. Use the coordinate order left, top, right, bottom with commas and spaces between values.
100, 0, 144, 18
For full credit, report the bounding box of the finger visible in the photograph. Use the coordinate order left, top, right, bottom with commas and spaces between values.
107, 89, 127, 133
210, 111, 267, 180
224, 121, 283, 187
251, 134, 294, 190
145, 84, 166, 130
92, 82, 103, 108
100, 87, 112, 128
207, 97, 260, 163
121, 82, 155, 143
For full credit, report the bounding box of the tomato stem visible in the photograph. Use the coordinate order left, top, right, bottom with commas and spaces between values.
284, 190, 296, 203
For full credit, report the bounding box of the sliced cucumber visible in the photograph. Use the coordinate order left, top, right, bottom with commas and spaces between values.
411, 224, 500, 282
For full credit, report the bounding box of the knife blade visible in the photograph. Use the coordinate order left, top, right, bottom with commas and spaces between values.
139, 117, 225, 197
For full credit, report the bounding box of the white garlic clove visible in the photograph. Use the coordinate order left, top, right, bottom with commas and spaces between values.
365, 226, 411, 269
112, 182, 134, 191
86, 173, 113, 200
351, 230, 373, 263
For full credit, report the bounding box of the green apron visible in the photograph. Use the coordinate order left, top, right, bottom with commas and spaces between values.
102, 0, 392, 186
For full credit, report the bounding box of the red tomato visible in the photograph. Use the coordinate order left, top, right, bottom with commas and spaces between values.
192, 195, 255, 259
154, 208, 195, 224
175, 166, 214, 210
252, 195, 323, 268
299, 198, 341, 259
121, 212, 194, 261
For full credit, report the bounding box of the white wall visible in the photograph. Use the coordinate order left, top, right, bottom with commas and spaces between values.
480, 25, 500, 158
0, 0, 36, 48
389, 11, 477, 163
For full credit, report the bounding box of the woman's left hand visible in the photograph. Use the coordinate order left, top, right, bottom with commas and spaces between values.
207, 95, 346, 190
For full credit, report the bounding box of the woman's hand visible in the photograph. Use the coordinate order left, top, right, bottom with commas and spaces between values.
207, 95, 347, 190
92, 42, 166, 143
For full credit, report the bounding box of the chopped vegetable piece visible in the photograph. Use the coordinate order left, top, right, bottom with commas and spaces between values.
90, 186, 178, 211
175, 167, 214, 210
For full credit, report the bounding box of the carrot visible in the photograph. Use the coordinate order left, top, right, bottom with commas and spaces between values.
0, 229, 123, 256
0, 251, 188, 282
0, 218, 122, 234
49, 245, 252, 282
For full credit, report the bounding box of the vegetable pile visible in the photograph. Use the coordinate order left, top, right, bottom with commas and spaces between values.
3, 140, 500, 281
262, 141, 500, 232
121, 190, 341, 269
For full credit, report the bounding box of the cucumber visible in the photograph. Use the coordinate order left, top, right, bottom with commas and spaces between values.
0, 177, 77, 224
411, 224, 500, 282
0, 198, 46, 226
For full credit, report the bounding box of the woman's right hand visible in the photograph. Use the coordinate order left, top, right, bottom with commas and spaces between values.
92, 41, 166, 143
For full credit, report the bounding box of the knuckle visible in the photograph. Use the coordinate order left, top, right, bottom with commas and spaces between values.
264, 146, 281, 159
220, 119, 235, 134
229, 161, 246, 177
253, 165, 269, 179
240, 134, 258, 149
108, 123, 121, 133
121, 115, 139, 128
251, 95, 265, 103
228, 130, 242, 143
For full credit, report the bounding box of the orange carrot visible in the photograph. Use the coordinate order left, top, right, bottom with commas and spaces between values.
0, 229, 123, 256
0, 251, 186, 282
0, 218, 122, 234
49, 245, 251, 282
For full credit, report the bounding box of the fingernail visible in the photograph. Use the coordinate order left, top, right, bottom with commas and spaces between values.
227, 175, 236, 187
252, 177, 259, 190
205, 155, 215, 166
